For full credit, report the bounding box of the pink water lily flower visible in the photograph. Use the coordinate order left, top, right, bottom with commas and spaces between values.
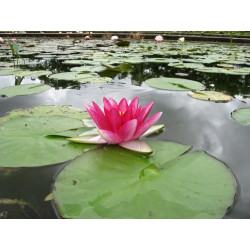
0, 37, 4, 43
10, 38, 16, 42
85, 36, 90, 40
69, 97, 163, 154
111, 35, 119, 41
155, 35, 163, 43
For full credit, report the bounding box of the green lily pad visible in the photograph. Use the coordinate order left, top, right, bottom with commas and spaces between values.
14, 70, 52, 77
145, 58, 179, 63
0, 84, 51, 97
231, 108, 250, 126
78, 77, 113, 84
0, 116, 96, 167
196, 67, 248, 75
70, 65, 106, 73
168, 63, 204, 69
0, 68, 22, 76
53, 142, 236, 219
0, 105, 90, 123
145, 77, 204, 91
102, 63, 133, 72
188, 91, 233, 102
49, 72, 97, 81
62, 60, 94, 65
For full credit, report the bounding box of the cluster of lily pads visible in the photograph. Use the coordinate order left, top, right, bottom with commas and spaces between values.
0, 37, 250, 219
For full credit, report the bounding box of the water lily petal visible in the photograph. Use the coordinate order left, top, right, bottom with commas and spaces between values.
118, 98, 128, 112
109, 107, 122, 133
122, 107, 132, 124
135, 102, 154, 124
85, 104, 110, 130
141, 124, 165, 137
109, 98, 119, 109
133, 112, 162, 139
68, 135, 107, 144
98, 129, 122, 144
129, 96, 139, 116
119, 119, 137, 141
119, 140, 153, 154
103, 97, 112, 111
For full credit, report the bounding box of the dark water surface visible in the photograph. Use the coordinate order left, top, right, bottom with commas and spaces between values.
0, 52, 250, 218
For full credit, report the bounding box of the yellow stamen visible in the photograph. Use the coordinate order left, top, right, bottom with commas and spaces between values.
119, 111, 125, 116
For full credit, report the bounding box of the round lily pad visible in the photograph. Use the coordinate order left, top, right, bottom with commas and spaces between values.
53, 141, 236, 219
0, 116, 96, 167
196, 67, 248, 75
0, 105, 90, 123
188, 91, 233, 103
232, 108, 250, 126
0, 84, 51, 97
168, 63, 204, 69
78, 77, 113, 84
14, 70, 52, 77
70, 65, 106, 73
49, 72, 97, 81
0, 68, 22, 76
145, 77, 204, 91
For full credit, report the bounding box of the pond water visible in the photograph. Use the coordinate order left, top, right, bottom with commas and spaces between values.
0, 38, 250, 218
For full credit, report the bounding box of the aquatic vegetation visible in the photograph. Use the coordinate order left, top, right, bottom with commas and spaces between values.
53, 142, 236, 219
155, 35, 163, 43
0, 36, 249, 219
145, 77, 204, 91
69, 97, 163, 154
178, 37, 185, 51
111, 35, 119, 41
7, 39, 25, 67
188, 91, 233, 102
0, 84, 51, 97
232, 108, 250, 126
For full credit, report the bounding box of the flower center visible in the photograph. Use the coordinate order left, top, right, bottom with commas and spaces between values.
119, 111, 125, 116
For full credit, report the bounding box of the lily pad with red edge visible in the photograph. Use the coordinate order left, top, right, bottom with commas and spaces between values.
52, 141, 236, 219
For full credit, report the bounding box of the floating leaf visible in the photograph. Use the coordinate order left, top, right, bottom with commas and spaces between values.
14, 70, 52, 77
0, 199, 40, 219
0, 68, 22, 76
0, 116, 97, 167
231, 108, 250, 126
49, 72, 97, 81
102, 63, 133, 72
0, 84, 51, 97
145, 77, 204, 91
70, 65, 106, 73
53, 142, 236, 219
168, 63, 204, 69
0, 105, 90, 123
188, 91, 233, 102
196, 67, 248, 75
145, 58, 179, 63
78, 77, 112, 84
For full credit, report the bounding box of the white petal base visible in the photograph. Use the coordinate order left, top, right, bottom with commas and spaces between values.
141, 124, 164, 137
68, 135, 107, 144
119, 140, 153, 154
